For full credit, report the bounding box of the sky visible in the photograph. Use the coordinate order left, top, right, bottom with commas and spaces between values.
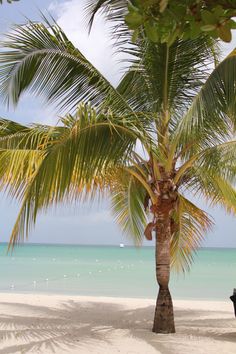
0, 0, 236, 247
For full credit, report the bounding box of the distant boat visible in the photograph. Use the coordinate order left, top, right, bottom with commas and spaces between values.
119, 243, 124, 248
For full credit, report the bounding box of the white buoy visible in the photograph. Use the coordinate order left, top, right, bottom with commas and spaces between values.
45, 278, 49, 281
119, 243, 124, 248
63, 275, 67, 278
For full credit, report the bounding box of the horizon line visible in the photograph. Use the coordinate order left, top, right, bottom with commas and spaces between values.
0, 242, 236, 250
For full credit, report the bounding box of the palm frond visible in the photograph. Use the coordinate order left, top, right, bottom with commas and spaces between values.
196, 140, 236, 183
0, 121, 65, 197
175, 48, 236, 158
117, 37, 215, 117
0, 118, 28, 136
86, 0, 130, 48
86, 0, 127, 31
177, 140, 236, 214
0, 16, 132, 114
3, 103, 140, 247
170, 195, 213, 272
185, 170, 236, 215
111, 167, 148, 244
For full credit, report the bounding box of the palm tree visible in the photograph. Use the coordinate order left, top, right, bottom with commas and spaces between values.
0, 10, 236, 333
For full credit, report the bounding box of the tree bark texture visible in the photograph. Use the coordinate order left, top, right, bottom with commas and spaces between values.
152, 209, 175, 334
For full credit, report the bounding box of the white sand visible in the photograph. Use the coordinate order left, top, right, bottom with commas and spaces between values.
0, 293, 235, 354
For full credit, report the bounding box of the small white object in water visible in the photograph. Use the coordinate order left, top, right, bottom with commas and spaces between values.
77, 273, 80, 277
89, 272, 92, 275
119, 243, 124, 248
52, 258, 56, 261
96, 259, 99, 262
33, 280, 36, 284
10, 284, 15, 289
63, 275, 67, 278
99, 270, 102, 273
45, 278, 49, 281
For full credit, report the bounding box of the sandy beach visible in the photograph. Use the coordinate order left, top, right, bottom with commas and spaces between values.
0, 293, 235, 353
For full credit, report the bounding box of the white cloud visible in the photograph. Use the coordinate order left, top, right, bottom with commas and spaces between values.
49, 0, 127, 86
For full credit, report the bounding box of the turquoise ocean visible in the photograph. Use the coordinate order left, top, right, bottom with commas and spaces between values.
0, 243, 235, 300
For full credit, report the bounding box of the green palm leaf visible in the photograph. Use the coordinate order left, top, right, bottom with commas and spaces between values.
118, 38, 215, 117
177, 140, 236, 213
175, 48, 236, 158
170, 196, 213, 272
0, 16, 132, 114
0, 103, 140, 246
111, 167, 148, 244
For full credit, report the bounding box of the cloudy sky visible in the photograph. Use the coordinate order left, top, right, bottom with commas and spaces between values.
0, 0, 236, 247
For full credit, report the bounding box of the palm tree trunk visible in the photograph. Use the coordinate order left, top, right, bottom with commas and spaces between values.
152, 211, 175, 334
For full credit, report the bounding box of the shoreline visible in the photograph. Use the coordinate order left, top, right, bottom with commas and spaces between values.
0, 293, 235, 353
0, 291, 233, 304
0, 289, 231, 302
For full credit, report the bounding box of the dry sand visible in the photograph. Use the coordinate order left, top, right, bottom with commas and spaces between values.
0, 293, 235, 354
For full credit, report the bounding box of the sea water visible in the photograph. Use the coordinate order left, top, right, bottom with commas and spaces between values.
0, 243, 235, 300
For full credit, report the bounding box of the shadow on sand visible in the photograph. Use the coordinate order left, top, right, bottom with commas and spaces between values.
0, 299, 235, 353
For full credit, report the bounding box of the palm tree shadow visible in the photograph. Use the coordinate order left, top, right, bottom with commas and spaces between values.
0, 300, 235, 353
0, 300, 153, 353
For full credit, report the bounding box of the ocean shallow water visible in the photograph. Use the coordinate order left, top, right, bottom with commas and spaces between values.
0, 243, 235, 300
